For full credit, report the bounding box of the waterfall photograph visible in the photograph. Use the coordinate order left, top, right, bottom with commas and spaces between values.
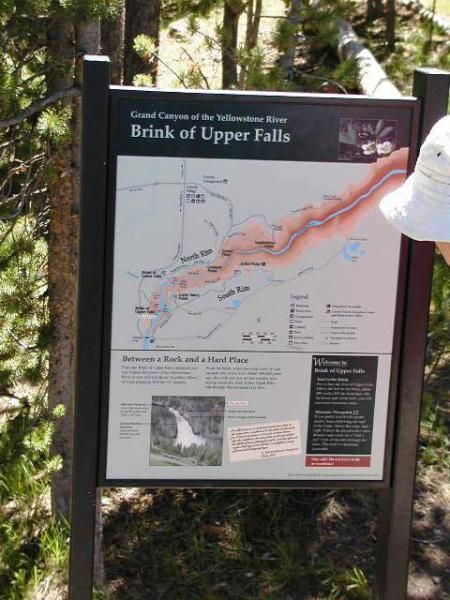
149, 396, 225, 467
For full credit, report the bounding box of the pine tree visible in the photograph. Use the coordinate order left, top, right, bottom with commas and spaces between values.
0, 0, 119, 593
280, 0, 303, 79
366, 0, 383, 23
386, 0, 396, 51
124, 0, 161, 85
221, 0, 245, 88
102, 0, 126, 84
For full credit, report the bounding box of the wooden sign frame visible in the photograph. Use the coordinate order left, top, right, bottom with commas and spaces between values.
69, 57, 450, 599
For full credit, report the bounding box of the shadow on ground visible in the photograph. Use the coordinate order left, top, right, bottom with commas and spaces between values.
102, 475, 449, 599
103, 487, 377, 599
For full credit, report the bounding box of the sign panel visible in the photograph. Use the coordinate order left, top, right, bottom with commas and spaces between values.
102, 91, 416, 484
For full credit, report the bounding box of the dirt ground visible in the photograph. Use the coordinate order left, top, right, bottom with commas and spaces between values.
102, 467, 449, 598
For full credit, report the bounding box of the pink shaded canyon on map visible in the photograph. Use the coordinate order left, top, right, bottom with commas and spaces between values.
143, 148, 408, 338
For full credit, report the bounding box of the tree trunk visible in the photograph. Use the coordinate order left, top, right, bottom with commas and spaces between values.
245, 0, 254, 51
238, 0, 262, 88
123, 0, 161, 85
46, 15, 76, 521
101, 1, 125, 84
386, 0, 396, 51
427, 0, 437, 48
336, 19, 401, 98
366, 0, 383, 23
280, 0, 302, 79
74, 19, 105, 589
46, 12, 104, 587
246, 0, 262, 50
222, 1, 244, 89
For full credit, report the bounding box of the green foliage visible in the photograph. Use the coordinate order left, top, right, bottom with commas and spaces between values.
0, 3, 47, 119
0, 513, 69, 598
428, 252, 450, 363
0, 220, 48, 390
324, 566, 371, 599
0, 397, 66, 594
0, 215, 63, 596
57, 0, 122, 20
326, 58, 360, 92
0, 0, 115, 593
133, 73, 155, 87
102, 488, 377, 598
37, 106, 71, 142
93, 588, 111, 599
133, 33, 157, 63
361, 1, 450, 93
419, 392, 450, 470
39, 517, 70, 570
302, 0, 357, 46
420, 251, 450, 472
271, 0, 360, 90
236, 44, 293, 91
273, 16, 297, 56
162, 0, 220, 24
133, 34, 159, 86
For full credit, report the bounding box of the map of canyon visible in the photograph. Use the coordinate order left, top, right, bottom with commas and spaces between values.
111, 149, 407, 353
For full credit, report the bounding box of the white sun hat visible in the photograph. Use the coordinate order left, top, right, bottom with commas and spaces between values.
379, 115, 450, 242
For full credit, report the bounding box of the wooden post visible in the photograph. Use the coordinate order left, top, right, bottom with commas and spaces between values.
69, 55, 111, 600
376, 68, 450, 600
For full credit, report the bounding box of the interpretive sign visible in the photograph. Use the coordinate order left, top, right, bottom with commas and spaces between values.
101, 91, 418, 484
70, 59, 450, 600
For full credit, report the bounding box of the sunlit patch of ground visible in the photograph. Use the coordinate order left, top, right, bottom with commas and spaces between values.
158, 1, 285, 90
422, 0, 450, 17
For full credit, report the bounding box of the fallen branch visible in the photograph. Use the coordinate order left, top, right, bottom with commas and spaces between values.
0, 87, 81, 129
336, 20, 401, 98
398, 0, 450, 35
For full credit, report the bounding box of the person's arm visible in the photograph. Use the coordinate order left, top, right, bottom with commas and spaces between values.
436, 241, 450, 265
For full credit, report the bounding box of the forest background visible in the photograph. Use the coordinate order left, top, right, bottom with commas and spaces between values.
0, 0, 449, 598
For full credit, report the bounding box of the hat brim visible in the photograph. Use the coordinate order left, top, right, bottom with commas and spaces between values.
379, 174, 450, 242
